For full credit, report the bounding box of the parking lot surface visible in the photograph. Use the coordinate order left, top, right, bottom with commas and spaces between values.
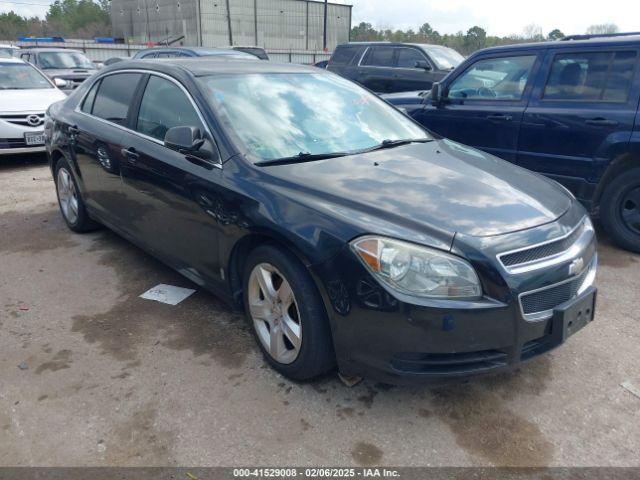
1, 156, 640, 467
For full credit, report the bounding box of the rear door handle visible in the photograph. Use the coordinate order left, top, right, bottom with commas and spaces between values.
121, 147, 140, 163
487, 114, 513, 122
585, 118, 619, 127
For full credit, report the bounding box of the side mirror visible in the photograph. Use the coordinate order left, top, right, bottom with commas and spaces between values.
53, 77, 68, 88
164, 126, 205, 152
431, 82, 441, 105
415, 60, 431, 71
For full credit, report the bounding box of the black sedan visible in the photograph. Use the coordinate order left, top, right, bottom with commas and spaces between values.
45, 59, 598, 385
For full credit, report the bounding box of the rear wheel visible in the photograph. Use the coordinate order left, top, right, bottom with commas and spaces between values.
243, 245, 335, 381
600, 167, 640, 253
55, 158, 99, 232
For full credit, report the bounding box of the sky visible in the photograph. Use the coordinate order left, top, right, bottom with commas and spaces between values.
335, 0, 640, 38
1, 0, 639, 37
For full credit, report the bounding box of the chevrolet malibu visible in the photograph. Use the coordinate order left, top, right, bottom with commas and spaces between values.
45, 59, 598, 384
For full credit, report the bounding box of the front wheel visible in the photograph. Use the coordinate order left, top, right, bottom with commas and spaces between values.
243, 245, 335, 381
600, 167, 640, 253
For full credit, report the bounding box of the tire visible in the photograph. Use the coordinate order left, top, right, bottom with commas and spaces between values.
242, 244, 335, 381
600, 167, 640, 253
54, 157, 99, 233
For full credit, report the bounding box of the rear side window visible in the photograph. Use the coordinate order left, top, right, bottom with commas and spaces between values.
362, 46, 395, 67
330, 45, 361, 65
92, 73, 142, 126
157, 52, 178, 58
544, 50, 638, 102
135, 75, 204, 141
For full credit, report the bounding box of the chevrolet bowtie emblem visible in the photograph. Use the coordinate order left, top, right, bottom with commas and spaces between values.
569, 257, 584, 276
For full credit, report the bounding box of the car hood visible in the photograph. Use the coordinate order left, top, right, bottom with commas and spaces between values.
382, 90, 430, 106
266, 139, 572, 238
0, 88, 67, 112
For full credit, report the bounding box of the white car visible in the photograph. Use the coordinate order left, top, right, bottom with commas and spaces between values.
0, 58, 67, 156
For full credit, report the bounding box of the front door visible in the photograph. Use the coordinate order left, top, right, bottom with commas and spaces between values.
517, 47, 640, 200
416, 53, 542, 162
391, 46, 438, 93
119, 73, 224, 287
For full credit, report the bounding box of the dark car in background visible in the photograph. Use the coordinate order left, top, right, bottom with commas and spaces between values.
384, 33, 640, 253
133, 46, 258, 60
18, 48, 97, 90
327, 42, 464, 93
45, 58, 596, 385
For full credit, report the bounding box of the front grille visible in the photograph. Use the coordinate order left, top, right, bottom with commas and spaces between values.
0, 138, 28, 149
391, 349, 508, 376
0, 113, 45, 127
500, 220, 585, 268
519, 265, 591, 318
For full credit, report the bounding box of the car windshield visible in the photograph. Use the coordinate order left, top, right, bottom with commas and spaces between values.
0, 47, 15, 58
199, 72, 429, 161
423, 46, 464, 70
0, 62, 52, 90
38, 51, 95, 69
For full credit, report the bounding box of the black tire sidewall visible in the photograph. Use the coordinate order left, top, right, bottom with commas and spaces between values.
242, 244, 335, 381
600, 167, 640, 253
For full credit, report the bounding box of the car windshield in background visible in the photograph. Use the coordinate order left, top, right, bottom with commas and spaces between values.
424, 46, 465, 70
0, 62, 52, 90
0, 48, 15, 58
39, 51, 95, 69
200, 73, 429, 161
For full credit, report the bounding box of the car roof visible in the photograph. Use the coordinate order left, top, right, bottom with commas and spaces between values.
107, 57, 317, 76
339, 42, 443, 48
473, 34, 640, 55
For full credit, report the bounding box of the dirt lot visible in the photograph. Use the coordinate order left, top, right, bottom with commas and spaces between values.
1, 155, 639, 467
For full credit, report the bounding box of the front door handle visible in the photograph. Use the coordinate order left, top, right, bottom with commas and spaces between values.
121, 147, 140, 163
487, 114, 513, 122
585, 118, 619, 127
68, 125, 80, 134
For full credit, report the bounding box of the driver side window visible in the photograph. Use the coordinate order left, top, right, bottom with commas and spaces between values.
448, 55, 536, 101
135, 75, 204, 141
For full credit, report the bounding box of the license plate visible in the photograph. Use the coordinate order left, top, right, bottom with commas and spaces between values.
552, 288, 596, 343
24, 131, 45, 146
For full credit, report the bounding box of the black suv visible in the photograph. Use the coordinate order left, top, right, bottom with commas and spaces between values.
384, 33, 640, 252
327, 42, 464, 93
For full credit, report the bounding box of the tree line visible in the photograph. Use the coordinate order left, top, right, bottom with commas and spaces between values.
350, 22, 621, 56
0, 0, 110, 40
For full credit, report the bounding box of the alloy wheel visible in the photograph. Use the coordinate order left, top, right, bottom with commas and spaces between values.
57, 168, 79, 225
248, 262, 302, 364
621, 186, 640, 235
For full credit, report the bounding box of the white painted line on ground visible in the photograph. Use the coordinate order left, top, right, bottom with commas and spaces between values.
140, 284, 196, 306
621, 381, 640, 400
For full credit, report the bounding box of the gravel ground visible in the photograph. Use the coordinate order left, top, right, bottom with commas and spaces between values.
1, 155, 639, 467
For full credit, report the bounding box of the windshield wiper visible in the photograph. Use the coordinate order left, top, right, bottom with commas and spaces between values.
255, 151, 349, 167
358, 138, 433, 154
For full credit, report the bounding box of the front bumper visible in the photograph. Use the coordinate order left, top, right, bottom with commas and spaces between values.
311, 209, 597, 385
0, 146, 46, 155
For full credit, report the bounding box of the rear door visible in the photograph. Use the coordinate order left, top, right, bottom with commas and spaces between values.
518, 47, 640, 198
119, 73, 224, 285
72, 72, 144, 229
356, 46, 396, 93
326, 44, 363, 82
417, 52, 542, 162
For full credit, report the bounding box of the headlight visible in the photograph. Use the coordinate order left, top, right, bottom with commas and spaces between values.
350, 236, 482, 299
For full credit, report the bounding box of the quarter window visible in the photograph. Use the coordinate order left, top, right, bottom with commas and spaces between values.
544, 51, 638, 102
81, 80, 100, 114
396, 48, 427, 69
362, 46, 395, 67
92, 73, 142, 126
135, 75, 204, 141
448, 55, 536, 101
